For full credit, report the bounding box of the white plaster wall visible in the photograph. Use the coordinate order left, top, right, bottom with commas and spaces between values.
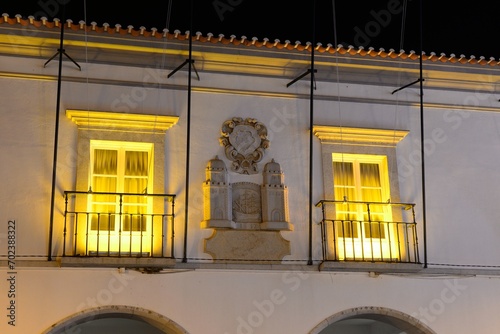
4, 54, 500, 264
4, 50, 500, 334
0, 268, 499, 334
0, 77, 57, 257
402, 106, 500, 267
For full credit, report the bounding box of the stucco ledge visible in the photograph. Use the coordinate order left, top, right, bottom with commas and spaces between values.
319, 261, 424, 273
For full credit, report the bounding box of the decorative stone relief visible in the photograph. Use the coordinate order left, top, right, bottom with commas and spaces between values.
201, 156, 292, 231
203, 117, 291, 263
232, 182, 262, 225
219, 117, 269, 174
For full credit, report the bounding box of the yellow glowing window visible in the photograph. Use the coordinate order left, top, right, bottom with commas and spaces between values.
332, 153, 391, 239
89, 140, 154, 232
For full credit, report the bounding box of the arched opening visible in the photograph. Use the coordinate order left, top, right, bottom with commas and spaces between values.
43, 305, 189, 334
309, 306, 436, 334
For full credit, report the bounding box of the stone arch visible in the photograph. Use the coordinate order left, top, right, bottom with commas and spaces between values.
42, 305, 189, 334
309, 306, 437, 334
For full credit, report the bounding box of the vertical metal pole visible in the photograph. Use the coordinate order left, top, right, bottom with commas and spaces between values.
171, 198, 175, 259
182, 0, 193, 263
418, 0, 428, 268
118, 194, 122, 256
96, 214, 100, 256
307, 0, 316, 265
320, 202, 326, 260
47, 10, 65, 261
85, 212, 89, 256
140, 213, 144, 256
62, 193, 68, 256
412, 205, 420, 263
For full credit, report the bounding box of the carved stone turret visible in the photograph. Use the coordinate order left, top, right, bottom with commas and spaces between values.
205, 155, 228, 184
261, 159, 291, 230
262, 158, 284, 185
201, 156, 234, 228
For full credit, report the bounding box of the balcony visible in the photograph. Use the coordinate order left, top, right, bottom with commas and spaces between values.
59, 191, 176, 270
316, 200, 421, 272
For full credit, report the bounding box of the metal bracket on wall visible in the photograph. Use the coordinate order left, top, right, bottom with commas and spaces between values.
44, 48, 81, 71
287, 68, 317, 89
168, 59, 200, 80
391, 78, 424, 94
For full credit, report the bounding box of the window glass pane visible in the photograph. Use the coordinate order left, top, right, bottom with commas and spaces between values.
122, 210, 147, 232
334, 161, 355, 202
359, 163, 380, 187
92, 176, 117, 202
334, 187, 355, 203
90, 206, 116, 231
335, 202, 357, 223
333, 161, 354, 186
364, 222, 386, 238
123, 202, 147, 232
361, 189, 383, 203
337, 220, 359, 238
125, 151, 148, 176
93, 149, 117, 175
124, 178, 148, 195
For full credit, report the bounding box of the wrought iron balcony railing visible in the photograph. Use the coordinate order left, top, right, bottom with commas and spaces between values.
316, 200, 420, 264
62, 191, 175, 258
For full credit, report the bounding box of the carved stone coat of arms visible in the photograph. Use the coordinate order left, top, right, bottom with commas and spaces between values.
219, 117, 269, 174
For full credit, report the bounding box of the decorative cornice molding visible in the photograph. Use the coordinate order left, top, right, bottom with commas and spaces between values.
313, 125, 409, 147
66, 109, 179, 134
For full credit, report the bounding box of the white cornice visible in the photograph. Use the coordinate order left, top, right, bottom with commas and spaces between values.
313, 125, 409, 147
66, 109, 179, 134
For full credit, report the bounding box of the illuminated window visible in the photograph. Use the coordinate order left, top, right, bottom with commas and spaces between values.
89, 140, 154, 232
333, 153, 391, 240
66, 109, 179, 257
314, 125, 412, 262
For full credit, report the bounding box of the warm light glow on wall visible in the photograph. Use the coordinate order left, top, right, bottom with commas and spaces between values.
66, 110, 179, 134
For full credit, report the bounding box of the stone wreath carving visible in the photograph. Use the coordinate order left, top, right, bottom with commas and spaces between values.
219, 117, 269, 174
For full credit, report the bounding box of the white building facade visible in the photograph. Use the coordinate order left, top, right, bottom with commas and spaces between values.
1, 13, 500, 334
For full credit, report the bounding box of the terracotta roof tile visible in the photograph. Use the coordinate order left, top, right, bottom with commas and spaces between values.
1, 13, 499, 67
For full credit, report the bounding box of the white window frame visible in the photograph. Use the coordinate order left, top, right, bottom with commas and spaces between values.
67, 109, 179, 256
314, 125, 410, 262
314, 125, 408, 206
67, 109, 178, 199
88, 140, 154, 233
332, 153, 392, 240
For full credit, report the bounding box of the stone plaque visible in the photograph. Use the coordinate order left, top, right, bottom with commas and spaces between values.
204, 230, 291, 263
